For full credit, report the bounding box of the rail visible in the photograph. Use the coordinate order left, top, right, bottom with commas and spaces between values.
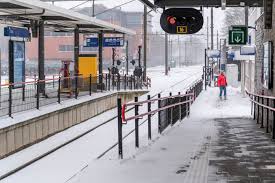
0, 74, 150, 118
246, 90, 275, 138
117, 79, 203, 159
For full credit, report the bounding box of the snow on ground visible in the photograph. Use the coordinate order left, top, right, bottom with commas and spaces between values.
0, 66, 202, 183
66, 86, 252, 183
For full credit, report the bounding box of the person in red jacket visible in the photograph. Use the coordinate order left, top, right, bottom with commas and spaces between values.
217, 71, 227, 100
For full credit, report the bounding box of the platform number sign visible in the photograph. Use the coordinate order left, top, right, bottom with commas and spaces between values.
229, 26, 248, 45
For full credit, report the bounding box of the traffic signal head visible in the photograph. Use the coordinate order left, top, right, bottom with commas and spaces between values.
160, 8, 204, 34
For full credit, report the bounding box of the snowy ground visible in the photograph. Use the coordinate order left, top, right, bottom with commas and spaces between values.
66, 86, 252, 183
0, 66, 203, 183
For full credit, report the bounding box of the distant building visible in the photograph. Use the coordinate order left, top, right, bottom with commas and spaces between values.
25, 4, 163, 71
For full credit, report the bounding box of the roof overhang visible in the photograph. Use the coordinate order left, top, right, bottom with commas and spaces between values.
0, 0, 136, 35
137, 0, 157, 11
154, 0, 263, 8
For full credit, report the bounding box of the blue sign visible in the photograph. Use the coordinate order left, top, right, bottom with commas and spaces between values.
85, 38, 99, 47
103, 37, 124, 47
4, 26, 30, 38
85, 37, 124, 47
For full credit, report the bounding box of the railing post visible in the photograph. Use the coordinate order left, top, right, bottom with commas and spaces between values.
135, 96, 139, 148
273, 99, 275, 139
257, 96, 259, 124
117, 98, 123, 159
178, 92, 181, 121
58, 77, 61, 104
186, 91, 190, 117
22, 84, 25, 102
75, 76, 78, 99
158, 93, 161, 134
169, 92, 173, 125
36, 80, 40, 109
130, 75, 133, 90
105, 74, 108, 91
89, 74, 92, 96
108, 74, 111, 91
133, 76, 136, 90
112, 74, 115, 90
100, 74, 103, 92
253, 95, 256, 120
124, 74, 127, 90
8, 83, 12, 117
53, 75, 55, 88
117, 74, 120, 91
260, 97, 264, 128
266, 98, 269, 133
147, 95, 151, 140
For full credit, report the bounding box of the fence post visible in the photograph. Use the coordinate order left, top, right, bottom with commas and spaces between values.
135, 96, 139, 148
133, 76, 136, 90
260, 97, 264, 128
117, 74, 119, 91
22, 84, 25, 102
117, 98, 123, 159
75, 76, 78, 99
169, 92, 173, 125
8, 83, 12, 117
147, 95, 151, 140
36, 80, 40, 109
108, 74, 111, 91
273, 99, 275, 139
266, 98, 269, 133
158, 93, 161, 134
89, 74, 92, 96
58, 77, 61, 104
253, 95, 256, 120
53, 75, 55, 88
178, 92, 181, 121
257, 96, 259, 124
186, 91, 190, 117
124, 74, 127, 90
131, 75, 133, 90
105, 74, 108, 91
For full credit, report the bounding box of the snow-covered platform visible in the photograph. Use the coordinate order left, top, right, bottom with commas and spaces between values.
67, 87, 275, 183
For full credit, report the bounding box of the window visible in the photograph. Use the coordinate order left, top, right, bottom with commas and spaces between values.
59, 45, 74, 52
59, 45, 98, 52
45, 32, 73, 37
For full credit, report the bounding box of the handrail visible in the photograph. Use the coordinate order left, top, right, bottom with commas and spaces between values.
1, 74, 140, 87
246, 90, 275, 100
124, 99, 193, 121
124, 93, 194, 107
246, 90, 275, 112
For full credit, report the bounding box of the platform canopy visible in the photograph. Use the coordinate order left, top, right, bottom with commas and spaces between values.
0, 0, 136, 35
154, 0, 263, 8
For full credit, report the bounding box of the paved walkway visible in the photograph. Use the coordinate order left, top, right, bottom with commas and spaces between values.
69, 87, 275, 183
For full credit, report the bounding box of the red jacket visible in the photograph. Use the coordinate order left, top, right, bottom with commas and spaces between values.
217, 74, 227, 87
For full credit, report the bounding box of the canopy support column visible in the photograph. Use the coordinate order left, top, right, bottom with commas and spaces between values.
74, 26, 80, 75
98, 31, 103, 86
38, 20, 45, 94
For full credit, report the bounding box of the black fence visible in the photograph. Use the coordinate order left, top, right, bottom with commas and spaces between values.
117, 79, 203, 159
247, 90, 275, 139
0, 74, 150, 118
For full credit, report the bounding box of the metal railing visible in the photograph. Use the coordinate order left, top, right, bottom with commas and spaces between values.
117, 79, 203, 159
246, 90, 275, 139
0, 74, 150, 118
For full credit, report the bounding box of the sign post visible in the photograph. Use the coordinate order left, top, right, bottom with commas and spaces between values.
229, 26, 248, 45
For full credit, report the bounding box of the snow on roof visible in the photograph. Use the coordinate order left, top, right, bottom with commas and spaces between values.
0, 0, 136, 35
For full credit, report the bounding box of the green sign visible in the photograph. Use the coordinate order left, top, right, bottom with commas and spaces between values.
229, 26, 248, 45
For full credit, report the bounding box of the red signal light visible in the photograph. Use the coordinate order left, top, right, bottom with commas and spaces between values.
167, 16, 176, 25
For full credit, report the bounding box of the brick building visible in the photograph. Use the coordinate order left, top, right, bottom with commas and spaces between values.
26, 5, 155, 71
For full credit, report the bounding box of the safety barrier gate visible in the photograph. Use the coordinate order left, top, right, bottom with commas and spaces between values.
117, 79, 203, 159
